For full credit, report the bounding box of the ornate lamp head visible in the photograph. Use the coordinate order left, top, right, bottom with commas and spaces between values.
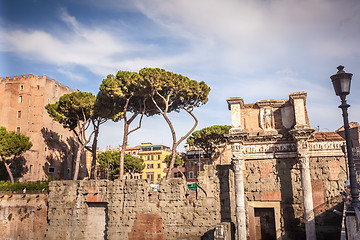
330, 65, 352, 100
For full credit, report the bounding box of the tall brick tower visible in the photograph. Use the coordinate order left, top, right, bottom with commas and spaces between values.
0, 74, 79, 181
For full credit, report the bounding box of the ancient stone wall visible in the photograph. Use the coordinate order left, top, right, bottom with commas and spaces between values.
45, 152, 345, 240
228, 92, 347, 240
0, 156, 345, 240
46, 165, 236, 240
0, 193, 48, 240
244, 154, 345, 240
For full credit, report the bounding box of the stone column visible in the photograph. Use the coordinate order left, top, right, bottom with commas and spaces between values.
232, 152, 246, 240
290, 128, 317, 240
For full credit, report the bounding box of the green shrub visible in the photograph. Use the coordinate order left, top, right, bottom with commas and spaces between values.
0, 180, 49, 193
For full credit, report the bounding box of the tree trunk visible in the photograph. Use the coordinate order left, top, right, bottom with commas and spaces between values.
163, 113, 177, 179
167, 142, 178, 179
119, 121, 129, 180
90, 125, 99, 179
73, 145, 85, 180
3, 159, 14, 184
165, 110, 198, 179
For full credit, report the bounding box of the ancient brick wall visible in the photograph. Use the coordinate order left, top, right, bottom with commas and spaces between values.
46, 165, 236, 240
0, 74, 86, 182
0, 193, 48, 240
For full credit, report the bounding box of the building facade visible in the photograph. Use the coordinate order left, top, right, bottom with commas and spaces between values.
227, 92, 347, 240
184, 145, 232, 182
137, 143, 171, 183
184, 148, 210, 182
0, 74, 78, 181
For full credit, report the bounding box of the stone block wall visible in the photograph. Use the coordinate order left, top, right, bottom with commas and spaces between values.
0, 193, 48, 240
44, 153, 345, 240
244, 154, 346, 240
46, 165, 236, 240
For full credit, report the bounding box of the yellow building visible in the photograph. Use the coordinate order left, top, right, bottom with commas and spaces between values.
137, 143, 171, 183
85, 148, 103, 178
85, 150, 92, 177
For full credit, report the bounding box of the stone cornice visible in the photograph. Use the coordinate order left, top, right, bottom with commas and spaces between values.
227, 97, 244, 110
289, 91, 307, 105
289, 127, 315, 141
228, 132, 290, 144
256, 99, 287, 108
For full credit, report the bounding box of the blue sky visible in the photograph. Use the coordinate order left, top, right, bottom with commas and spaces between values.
1, 0, 360, 151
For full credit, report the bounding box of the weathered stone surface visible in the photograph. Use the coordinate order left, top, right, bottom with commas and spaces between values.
228, 92, 347, 240
0, 194, 48, 240
46, 166, 236, 240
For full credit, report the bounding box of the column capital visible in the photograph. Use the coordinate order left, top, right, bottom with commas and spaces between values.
290, 127, 314, 165
231, 154, 243, 172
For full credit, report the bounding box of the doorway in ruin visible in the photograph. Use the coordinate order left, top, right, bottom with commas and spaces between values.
85, 202, 108, 240
250, 207, 276, 240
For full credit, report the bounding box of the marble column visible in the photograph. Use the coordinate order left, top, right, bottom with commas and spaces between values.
290, 128, 317, 240
232, 153, 246, 240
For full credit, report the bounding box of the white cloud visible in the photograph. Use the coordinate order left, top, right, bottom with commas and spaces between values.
2, 0, 360, 149
132, 0, 360, 72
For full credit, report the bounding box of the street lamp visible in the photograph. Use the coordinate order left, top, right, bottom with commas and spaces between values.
330, 65, 360, 209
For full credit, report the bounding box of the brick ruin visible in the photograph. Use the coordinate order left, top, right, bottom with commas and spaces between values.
228, 92, 347, 239
45, 167, 236, 240
0, 89, 348, 239
44, 146, 345, 240
0, 152, 346, 240
0, 194, 48, 240
0, 74, 86, 181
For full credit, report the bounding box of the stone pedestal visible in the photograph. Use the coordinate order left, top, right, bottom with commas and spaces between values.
290, 92, 308, 128
227, 97, 244, 133
214, 222, 232, 240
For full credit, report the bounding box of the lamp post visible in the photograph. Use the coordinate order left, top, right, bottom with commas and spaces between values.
330, 65, 360, 209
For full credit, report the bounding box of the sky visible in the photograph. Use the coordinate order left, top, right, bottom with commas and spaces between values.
1, 0, 360, 152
